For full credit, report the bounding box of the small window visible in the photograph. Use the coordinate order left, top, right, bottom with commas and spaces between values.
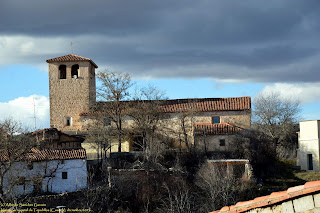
59, 65, 66, 79
219, 139, 225, 146
16, 177, 26, 185
212, 116, 220, 124
71, 64, 79, 79
27, 162, 33, 170
65, 117, 72, 126
103, 117, 111, 126
62, 172, 68, 179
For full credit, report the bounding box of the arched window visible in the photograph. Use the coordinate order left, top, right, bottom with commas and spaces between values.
71, 64, 79, 79
59, 65, 66, 79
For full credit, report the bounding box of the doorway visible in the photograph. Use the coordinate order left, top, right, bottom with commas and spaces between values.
307, 154, 313, 170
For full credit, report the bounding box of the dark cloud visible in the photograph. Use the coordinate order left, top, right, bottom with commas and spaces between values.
1, 0, 320, 82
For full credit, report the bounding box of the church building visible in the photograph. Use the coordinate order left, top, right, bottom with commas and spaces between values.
46, 54, 251, 159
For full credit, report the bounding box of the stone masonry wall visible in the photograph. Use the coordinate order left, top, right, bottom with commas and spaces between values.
161, 110, 251, 149
79, 110, 251, 154
49, 61, 96, 132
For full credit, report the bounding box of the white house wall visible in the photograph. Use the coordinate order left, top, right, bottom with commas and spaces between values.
42, 159, 87, 193
298, 120, 320, 171
3, 159, 87, 198
300, 121, 319, 140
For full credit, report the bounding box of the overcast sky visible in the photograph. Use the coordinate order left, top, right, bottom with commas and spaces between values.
1, 0, 320, 129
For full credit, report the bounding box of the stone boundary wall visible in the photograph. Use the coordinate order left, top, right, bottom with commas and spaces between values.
210, 181, 320, 213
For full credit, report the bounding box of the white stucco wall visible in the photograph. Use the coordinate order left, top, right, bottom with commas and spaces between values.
298, 120, 320, 171
3, 159, 87, 198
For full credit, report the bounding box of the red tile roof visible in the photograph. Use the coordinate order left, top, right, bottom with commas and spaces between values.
194, 123, 242, 135
0, 148, 86, 162
80, 97, 251, 116
46, 54, 98, 68
160, 97, 251, 113
210, 180, 320, 213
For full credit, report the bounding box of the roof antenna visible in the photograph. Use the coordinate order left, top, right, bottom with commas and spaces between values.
30, 97, 37, 130
70, 41, 74, 54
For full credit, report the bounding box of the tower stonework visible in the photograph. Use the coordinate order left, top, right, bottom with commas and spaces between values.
46, 54, 98, 133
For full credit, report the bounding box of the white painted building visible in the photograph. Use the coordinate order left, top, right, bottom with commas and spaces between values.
297, 120, 320, 171
2, 148, 87, 199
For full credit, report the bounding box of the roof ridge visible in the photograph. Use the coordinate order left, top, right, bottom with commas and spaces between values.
0, 148, 86, 162
194, 122, 233, 126
87, 97, 251, 115
46, 54, 98, 68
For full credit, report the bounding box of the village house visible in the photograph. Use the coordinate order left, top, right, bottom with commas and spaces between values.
1, 148, 87, 199
297, 120, 320, 171
31, 127, 84, 149
46, 54, 251, 160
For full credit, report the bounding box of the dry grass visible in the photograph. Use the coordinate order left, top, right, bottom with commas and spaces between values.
294, 171, 320, 182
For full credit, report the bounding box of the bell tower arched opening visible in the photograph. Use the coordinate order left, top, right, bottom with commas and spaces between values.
59, 65, 66, 79
71, 64, 79, 79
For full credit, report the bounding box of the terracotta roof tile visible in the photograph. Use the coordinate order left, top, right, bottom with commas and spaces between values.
220, 206, 230, 211
210, 180, 320, 213
269, 191, 287, 199
46, 54, 98, 68
160, 97, 251, 113
229, 205, 235, 211
304, 180, 320, 188
80, 97, 251, 116
287, 185, 304, 194
0, 148, 86, 162
234, 201, 251, 208
194, 123, 242, 135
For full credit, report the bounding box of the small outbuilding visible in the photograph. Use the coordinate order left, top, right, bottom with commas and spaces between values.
297, 120, 320, 171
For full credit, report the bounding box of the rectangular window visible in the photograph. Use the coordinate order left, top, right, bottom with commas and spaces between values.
17, 177, 26, 185
212, 116, 220, 124
307, 154, 313, 170
62, 172, 68, 179
103, 117, 111, 126
219, 139, 225, 146
65, 117, 72, 126
27, 163, 33, 170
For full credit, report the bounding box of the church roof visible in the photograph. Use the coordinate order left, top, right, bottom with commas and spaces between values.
46, 54, 98, 68
159, 97, 251, 113
80, 97, 251, 116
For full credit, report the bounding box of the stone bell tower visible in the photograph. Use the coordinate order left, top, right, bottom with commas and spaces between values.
46, 54, 98, 133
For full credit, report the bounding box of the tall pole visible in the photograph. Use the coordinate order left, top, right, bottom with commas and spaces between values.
70, 42, 74, 54
33, 97, 37, 130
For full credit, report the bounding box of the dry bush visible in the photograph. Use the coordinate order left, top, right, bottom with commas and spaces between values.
195, 161, 254, 212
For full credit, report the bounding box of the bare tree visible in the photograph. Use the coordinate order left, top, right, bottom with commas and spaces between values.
95, 71, 134, 153
86, 120, 114, 161
176, 109, 196, 152
128, 85, 167, 166
0, 119, 36, 202
159, 178, 195, 213
253, 92, 301, 157
195, 161, 251, 212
